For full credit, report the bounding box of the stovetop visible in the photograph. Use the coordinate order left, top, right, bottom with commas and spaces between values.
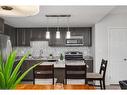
65, 51, 84, 60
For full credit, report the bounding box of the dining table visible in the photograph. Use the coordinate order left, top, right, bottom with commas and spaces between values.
16, 84, 95, 90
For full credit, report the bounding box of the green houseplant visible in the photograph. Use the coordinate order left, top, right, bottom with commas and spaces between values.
0, 51, 39, 89
60, 53, 63, 61
49, 54, 53, 59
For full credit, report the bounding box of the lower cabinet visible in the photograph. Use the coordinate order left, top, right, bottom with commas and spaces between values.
84, 60, 93, 72
54, 68, 65, 83
14, 60, 43, 81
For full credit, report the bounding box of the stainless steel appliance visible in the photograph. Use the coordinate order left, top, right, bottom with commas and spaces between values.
65, 36, 84, 46
0, 34, 12, 61
65, 51, 84, 60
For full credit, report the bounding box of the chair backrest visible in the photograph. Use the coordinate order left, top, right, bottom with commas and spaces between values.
65, 64, 87, 84
99, 59, 108, 78
119, 81, 127, 89
33, 64, 54, 84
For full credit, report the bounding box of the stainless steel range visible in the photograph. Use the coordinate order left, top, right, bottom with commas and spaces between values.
65, 51, 84, 60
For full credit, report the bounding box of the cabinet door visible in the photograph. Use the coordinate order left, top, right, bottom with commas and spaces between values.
71, 28, 83, 36
84, 60, 93, 72
71, 27, 92, 46
16, 28, 24, 46
16, 28, 30, 46
49, 28, 66, 47
0, 18, 4, 33
4, 24, 17, 46
56, 28, 66, 46
24, 29, 30, 46
21, 60, 29, 80
31, 28, 46, 41
10, 29, 17, 47
84, 28, 92, 46
21, 60, 43, 81
49, 28, 57, 46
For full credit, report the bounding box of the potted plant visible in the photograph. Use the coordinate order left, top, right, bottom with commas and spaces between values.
0, 51, 39, 89
60, 53, 64, 61
49, 54, 53, 59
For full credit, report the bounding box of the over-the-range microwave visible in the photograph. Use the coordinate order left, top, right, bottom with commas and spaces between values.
65, 36, 84, 46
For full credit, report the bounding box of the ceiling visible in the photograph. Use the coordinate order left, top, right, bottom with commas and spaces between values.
1, 6, 115, 28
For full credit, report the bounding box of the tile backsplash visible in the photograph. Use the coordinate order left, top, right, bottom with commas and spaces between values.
13, 41, 92, 57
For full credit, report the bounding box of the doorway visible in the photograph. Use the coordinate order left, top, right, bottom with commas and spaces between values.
109, 28, 127, 84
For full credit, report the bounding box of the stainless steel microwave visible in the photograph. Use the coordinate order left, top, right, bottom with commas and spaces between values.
65, 36, 84, 46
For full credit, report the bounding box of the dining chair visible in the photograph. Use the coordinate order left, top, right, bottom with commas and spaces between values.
86, 59, 108, 89
119, 80, 127, 89
33, 64, 56, 84
64, 64, 87, 84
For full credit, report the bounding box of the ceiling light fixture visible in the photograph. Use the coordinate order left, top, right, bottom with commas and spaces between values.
66, 16, 71, 39
0, 5, 39, 17
46, 17, 50, 39
56, 17, 60, 39
45, 15, 71, 39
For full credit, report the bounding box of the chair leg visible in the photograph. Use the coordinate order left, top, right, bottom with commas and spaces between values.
53, 78, 54, 85
33, 79, 35, 84
85, 79, 88, 84
65, 79, 67, 84
100, 80, 103, 89
103, 79, 106, 89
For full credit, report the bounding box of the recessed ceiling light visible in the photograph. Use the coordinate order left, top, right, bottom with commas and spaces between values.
0, 5, 39, 17
1, 6, 13, 11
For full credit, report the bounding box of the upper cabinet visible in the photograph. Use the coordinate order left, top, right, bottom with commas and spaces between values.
49, 28, 66, 47
49, 27, 92, 47
30, 28, 47, 41
71, 27, 92, 46
0, 18, 4, 33
4, 24, 17, 47
4, 26, 92, 47
16, 28, 30, 46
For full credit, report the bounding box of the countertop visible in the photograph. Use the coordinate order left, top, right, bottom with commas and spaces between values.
39, 60, 85, 68
16, 56, 93, 61
15, 56, 59, 61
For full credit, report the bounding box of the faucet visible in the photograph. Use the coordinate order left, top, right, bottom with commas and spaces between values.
39, 49, 43, 58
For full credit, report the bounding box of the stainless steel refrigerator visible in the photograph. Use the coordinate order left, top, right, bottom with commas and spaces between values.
0, 34, 12, 61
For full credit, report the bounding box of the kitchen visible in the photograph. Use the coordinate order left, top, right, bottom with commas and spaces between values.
4, 23, 93, 83
1, 6, 127, 90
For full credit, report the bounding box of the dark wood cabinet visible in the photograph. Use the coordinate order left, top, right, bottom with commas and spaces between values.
4, 26, 91, 47
84, 59, 93, 72
49, 28, 66, 46
71, 27, 92, 46
0, 18, 4, 33
48, 28, 56, 46
4, 24, 17, 46
20, 60, 43, 81
21, 60, 34, 81
30, 28, 47, 41
16, 28, 30, 46
49, 27, 92, 47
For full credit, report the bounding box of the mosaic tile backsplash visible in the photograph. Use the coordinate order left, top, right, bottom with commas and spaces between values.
13, 41, 92, 57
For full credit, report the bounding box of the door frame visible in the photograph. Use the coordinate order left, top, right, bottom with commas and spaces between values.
108, 27, 127, 84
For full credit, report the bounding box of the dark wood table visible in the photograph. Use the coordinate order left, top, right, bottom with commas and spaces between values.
16, 84, 95, 90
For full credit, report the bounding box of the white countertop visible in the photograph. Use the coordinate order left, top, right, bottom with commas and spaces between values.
39, 60, 85, 68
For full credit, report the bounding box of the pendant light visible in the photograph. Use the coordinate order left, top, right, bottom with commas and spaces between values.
56, 17, 60, 39
66, 16, 71, 39
0, 6, 39, 17
46, 17, 50, 39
